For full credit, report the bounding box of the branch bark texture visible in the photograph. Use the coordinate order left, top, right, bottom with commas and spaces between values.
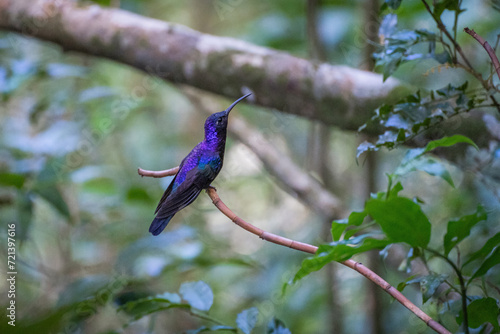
0, 0, 406, 130
464, 27, 500, 82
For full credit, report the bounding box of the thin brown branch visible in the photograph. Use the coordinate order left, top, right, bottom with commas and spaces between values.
137, 166, 452, 334
420, 0, 476, 72
464, 27, 500, 83
137, 166, 179, 178
420, 1, 500, 112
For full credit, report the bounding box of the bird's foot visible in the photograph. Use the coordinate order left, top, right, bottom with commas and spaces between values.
207, 185, 217, 192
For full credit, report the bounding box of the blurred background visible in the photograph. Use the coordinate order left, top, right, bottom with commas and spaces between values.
0, 0, 499, 333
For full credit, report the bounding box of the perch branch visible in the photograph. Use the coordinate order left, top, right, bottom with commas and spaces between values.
137, 166, 451, 334
137, 166, 179, 178
464, 27, 500, 82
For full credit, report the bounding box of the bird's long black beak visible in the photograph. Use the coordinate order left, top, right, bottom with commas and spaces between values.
224, 93, 252, 116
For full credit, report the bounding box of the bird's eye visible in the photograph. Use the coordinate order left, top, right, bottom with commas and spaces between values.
217, 118, 223, 124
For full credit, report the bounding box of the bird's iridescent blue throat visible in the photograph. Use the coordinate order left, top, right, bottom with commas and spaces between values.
148, 93, 252, 236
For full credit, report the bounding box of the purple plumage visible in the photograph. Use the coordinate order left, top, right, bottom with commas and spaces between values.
149, 93, 251, 236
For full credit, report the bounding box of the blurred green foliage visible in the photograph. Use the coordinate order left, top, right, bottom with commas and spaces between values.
0, 0, 500, 333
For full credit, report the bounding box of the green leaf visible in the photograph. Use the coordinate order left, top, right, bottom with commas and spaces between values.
347, 211, 367, 226
236, 307, 259, 334
344, 224, 374, 240
396, 136, 478, 187
293, 235, 391, 283
463, 232, 500, 268
384, 0, 403, 10
381, 51, 403, 81
356, 141, 378, 159
118, 288, 225, 326
0, 172, 26, 188
365, 197, 431, 247
388, 181, 403, 199
82, 177, 117, 195
32, 184, 70, 218
374, 16, 444, 81
358, 86, 480, 154
125, 186, 153, 203
118, 292, 188, 320
58, 275, 128, 318
331, 211, 367, 241
43, 156, 70, 182
397, 274, 419, 292
470, 247, 500, 281
30, 157, 70, 218
421, 161, 454, 187
16, 191, 33, 242
267, 317, 291, 334
493, 0, 500, 12
186, 325, 237, 333
423, 135, 478, 153
397, 247, 421, 273
331, 219, 348, 241
433, 0, 460, 18
467, 298, 500, 331
88, 0, 112, 6
443, 206, 487, 256
397, 274, 447, 303
156, 292, 182, 304
179, 281, 213, 311
0, 302, 78, 334
396, 157, 455, 187
432, 51, 451, 64
419, 274, 448, 303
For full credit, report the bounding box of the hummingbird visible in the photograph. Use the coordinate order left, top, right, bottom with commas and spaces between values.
149, 93, 252, 236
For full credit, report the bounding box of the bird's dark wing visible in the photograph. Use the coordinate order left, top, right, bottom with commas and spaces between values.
153, 151, 193, 214
154, 181, 202, 219
154, 155, 222, 219
154, 173, 177, 214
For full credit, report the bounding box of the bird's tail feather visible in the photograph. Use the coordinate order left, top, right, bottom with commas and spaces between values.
149, 215, 174, 236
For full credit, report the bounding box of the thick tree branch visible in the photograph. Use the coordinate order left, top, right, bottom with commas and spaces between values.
0, 0, 496, 149
137, 166, 451, 334
0, 0, 406, 131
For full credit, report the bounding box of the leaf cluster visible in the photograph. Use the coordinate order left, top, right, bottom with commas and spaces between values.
357, 83, 483, 158
374, 14, 450, 81
292, 137, 500, 332
118, 281, 292, 334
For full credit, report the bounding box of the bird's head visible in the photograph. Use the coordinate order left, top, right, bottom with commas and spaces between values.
204, 93, 251, 141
